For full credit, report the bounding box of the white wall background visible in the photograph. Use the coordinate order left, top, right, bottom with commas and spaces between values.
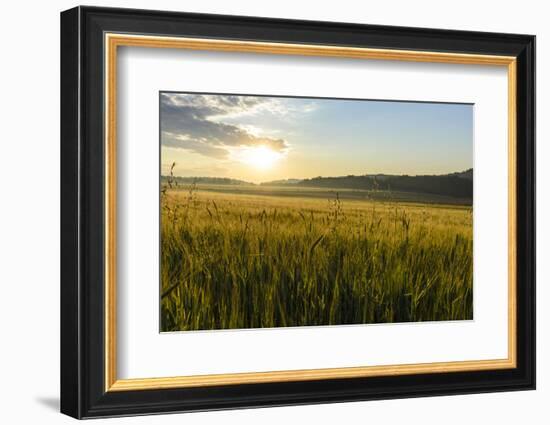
0, 0, 545, 423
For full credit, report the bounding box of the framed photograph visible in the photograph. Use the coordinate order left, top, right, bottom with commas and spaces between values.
60, 6, 535, 419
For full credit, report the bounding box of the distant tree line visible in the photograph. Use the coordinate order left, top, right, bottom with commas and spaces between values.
163, 169, 473, 200
299, 170, 473, 199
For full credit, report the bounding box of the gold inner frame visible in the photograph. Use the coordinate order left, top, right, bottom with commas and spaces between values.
104, 33, 518, 392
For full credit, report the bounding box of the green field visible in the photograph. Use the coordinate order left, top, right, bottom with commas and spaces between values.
160, 184, 473, 332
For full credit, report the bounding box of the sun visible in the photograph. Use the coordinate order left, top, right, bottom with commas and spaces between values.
235, 145, 282, 170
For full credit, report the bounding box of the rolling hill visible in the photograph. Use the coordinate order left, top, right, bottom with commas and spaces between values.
164, 169, 473, 201
262, 169, 473, 200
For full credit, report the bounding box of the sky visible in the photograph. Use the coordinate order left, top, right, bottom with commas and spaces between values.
160, 92, 473, 184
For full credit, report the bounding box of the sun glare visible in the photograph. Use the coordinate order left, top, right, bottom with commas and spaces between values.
236, 146, 282, 170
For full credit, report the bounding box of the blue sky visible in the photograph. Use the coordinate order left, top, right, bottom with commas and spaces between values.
160, 92, 472, 183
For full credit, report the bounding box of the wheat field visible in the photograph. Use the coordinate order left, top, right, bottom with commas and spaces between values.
160, 184, 473, 332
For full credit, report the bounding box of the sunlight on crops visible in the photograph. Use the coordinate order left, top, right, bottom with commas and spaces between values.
160, 184, 473, 332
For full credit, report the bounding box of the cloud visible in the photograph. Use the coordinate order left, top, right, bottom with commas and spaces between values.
162, 133, 229, 159
160, 93, 290, 158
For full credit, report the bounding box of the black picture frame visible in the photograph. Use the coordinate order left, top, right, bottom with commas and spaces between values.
61, 5, 535, 419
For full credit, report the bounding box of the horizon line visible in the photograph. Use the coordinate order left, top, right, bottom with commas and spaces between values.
161, 168, 473, 184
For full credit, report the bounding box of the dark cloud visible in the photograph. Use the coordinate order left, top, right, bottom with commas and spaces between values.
160, 93, 289, 158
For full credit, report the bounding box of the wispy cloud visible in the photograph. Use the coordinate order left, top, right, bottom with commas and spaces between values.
160, 93, 292, 159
